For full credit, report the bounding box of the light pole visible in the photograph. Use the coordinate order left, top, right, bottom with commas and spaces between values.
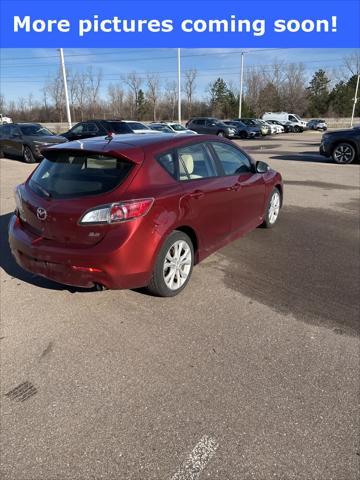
238, 51, 245, 118
350, 73, 359, 127
177, 48, 181, 124
59, 48, 72, 129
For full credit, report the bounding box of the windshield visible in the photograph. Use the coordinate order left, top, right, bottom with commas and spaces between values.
29, 152, 133, 199
127, 122, 150, 131
151, 125, 172, 132
19, 125, 54, 136
170, 123, 186, 131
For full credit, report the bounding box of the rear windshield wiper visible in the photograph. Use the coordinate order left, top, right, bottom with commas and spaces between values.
31, 180, 51, 198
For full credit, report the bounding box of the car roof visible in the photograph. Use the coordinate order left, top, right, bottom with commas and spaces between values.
43, 133, 239, 158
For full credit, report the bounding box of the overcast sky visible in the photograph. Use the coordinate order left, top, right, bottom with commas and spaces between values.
1, 48, 358, 103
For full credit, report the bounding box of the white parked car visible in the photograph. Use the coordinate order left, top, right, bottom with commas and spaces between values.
262, 112, 307, 132
263, 121, 278, 134
150, 122, 197, 135
0, 114, 13, 124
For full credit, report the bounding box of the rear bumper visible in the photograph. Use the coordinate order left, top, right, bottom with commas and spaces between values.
8, 215, 154, 289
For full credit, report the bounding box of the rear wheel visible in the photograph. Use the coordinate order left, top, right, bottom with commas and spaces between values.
262, 188, 281, 228
147, 231, 194, 297
294, 126, 301, 133
239, 131, 247, 139
332, 143, 356, 164
23, 146, 36, 164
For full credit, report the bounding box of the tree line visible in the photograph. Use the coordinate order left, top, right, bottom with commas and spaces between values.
1, 54, 359, 123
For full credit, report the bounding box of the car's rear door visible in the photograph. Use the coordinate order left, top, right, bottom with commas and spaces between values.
209, 141, 266, 235
173, 141, 233, 254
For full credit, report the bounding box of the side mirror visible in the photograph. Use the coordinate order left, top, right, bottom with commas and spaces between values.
256, 161, 269, 174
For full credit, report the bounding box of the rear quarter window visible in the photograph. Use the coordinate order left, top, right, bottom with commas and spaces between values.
29, 152, 133, 199
156, 152, 176, 178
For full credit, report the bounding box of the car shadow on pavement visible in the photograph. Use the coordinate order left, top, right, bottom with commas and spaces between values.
270, 153, 333, 163
0, 212, 91, 292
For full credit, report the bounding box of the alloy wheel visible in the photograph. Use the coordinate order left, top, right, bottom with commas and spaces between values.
268, 191, 280, 224
163, 240, 192, 291
333, 144, 355, 164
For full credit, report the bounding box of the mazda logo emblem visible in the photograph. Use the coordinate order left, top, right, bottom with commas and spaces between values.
36, 207, 47, 221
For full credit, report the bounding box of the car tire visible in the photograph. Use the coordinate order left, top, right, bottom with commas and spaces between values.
217, 131, 225, 137
332, 143, 356, 164
0, 147, 4, 158
240, 131, 247, 139
294, 126, 301, 133
23, 146, 36, 164
147, 230, 194, 297
262, 188, 281, 228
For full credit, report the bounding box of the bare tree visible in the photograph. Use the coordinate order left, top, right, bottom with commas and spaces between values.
123, 72, 142, 119
343, 53, 360, 76
146, 74, 160, 121
85, 67, 102, 118
45, 71, 65, 122
0, 94, 6, 113
108, 83, 125, 118
184, 69, 197, 118
164, 80, 177, 120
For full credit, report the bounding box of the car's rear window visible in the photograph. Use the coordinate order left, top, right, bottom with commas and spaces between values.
29, 152, 133, 199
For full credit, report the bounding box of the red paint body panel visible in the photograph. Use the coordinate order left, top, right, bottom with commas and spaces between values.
8, 134, 283, 289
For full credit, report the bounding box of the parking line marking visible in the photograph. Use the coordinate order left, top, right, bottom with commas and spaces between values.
171, 435, 218, 480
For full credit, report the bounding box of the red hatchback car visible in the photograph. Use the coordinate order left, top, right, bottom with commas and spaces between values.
9, 133, 283, 296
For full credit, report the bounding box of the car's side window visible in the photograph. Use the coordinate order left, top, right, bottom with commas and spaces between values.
157, 152, 176, 179
71, 123, 84, 135
1, 125, 11, 136
176, 143, 217, 181
85, 122, 99, 134
211, 142, 252, 175
9, 125, 20, 137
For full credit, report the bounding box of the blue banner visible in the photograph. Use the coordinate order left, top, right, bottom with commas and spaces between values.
0, 0, 359, 48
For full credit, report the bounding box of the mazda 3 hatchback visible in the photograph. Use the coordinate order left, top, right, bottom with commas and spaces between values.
9, 133, 283, 296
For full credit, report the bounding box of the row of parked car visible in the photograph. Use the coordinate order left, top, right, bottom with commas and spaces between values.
0, 116, 358, 164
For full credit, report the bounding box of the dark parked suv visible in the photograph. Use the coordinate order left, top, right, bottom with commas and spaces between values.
0, 123, 67, 163
185, 118, 237, 138
223, 120, 261, 139
320, 127, 360, 164
61, 119, 152, 141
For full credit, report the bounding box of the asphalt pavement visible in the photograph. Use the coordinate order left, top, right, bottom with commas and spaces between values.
0, 131, 359, 480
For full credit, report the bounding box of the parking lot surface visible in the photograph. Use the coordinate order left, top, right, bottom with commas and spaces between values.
1, 131, 359, 480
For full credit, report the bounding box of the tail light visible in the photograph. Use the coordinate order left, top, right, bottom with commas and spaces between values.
79, 198, 154, 225
14, 186, 26, 222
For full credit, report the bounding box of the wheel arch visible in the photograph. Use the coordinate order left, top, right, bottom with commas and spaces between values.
174, 225, 199, 264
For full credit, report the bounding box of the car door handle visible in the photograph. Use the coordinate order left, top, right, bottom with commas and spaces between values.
190, 190, 205, 199
226, 182, 241, 191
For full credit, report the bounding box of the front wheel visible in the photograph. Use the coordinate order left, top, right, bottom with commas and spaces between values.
23, 146, 36, 163
332, 143, 356, 164
147, 231, 194, 297
262, 188, 281, 228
